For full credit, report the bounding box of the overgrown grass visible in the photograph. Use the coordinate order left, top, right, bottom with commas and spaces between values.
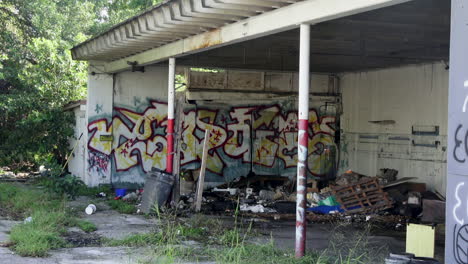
121, 206, 328, 264
9, 210, 68, 257
0, 183, 99, 256
106, 233, 163, 247
323, 223, 389, 264
108, 199, 137, 214
213, 240, 325, 264
74, 219, 97, 233
76, 184, 112, 197
103, 209, 379, 264
0, 183, 69, 256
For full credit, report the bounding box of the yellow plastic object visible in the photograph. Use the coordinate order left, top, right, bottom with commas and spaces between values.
406, 223, 435, 258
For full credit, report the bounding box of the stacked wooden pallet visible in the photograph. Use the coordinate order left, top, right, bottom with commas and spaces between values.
332, 177, 393, 214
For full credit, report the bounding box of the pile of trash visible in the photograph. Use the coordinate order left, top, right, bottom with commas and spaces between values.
175, 168, 445, 224
0, 166, 37, 182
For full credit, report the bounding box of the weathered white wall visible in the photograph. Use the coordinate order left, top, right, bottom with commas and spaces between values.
82, 66, 339, 187
340, 62, 449, 193
85, 65, 169, 187
111, 66, 168, 187
68, 104, 87, 181
86, 72, 114, 186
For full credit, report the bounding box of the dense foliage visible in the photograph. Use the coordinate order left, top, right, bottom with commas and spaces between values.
0, 0, 161, 170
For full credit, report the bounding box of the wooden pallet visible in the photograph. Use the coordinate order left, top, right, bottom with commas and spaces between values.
332, 178, 393, 214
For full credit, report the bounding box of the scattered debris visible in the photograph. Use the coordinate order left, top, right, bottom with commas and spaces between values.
213, 187, 237, 196
115, 188, 127, 198
377, 168, 398, 185
385, 252, 441, 264
332, 177, 393, 214
0, 166, 39, 182
240, 204, 266, 213
85, 204, 97, 215
23, 216, 32, 223
122, 192, 138, 201
421, 199, 445, 223
335, 170, 364, 186
383, 177, 418, 189
141, 168, 175, 213
195, 130, 210, 212
134, 164, 442, 230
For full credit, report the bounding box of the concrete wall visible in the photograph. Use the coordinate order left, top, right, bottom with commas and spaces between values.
81, 62, 449, 193
339, 62, 449, 193
83, 66, 339, 187
180, 71, 339, 185
68, 103, 87, 181
179, 96, 338, 186
85, 71, 113, 186
111, 66, 169, 186
86, 66, 168, 187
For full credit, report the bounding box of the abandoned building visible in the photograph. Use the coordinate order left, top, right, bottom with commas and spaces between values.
67, 0, 468, 261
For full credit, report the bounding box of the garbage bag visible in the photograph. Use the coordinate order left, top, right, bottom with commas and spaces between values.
318, 196, 340, 206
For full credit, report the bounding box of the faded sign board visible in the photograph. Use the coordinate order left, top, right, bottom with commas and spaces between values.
446, 1, 468, 263
99, 135, 113, 141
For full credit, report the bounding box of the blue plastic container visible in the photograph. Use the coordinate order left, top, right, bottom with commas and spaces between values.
115, 188, 127, 197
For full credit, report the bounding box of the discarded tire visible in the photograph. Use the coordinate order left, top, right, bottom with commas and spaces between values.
141, 168, 175, 214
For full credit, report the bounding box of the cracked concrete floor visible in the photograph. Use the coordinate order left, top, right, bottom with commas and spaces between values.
0, 197, 214, 264
0, 195, 444, 263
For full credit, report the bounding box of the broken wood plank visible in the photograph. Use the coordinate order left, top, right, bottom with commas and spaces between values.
383, 177, 417, 188
195, 129, 210, 212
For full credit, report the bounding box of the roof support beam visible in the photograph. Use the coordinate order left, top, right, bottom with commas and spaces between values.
104, 0, 412, 73
295, 23, 310, 259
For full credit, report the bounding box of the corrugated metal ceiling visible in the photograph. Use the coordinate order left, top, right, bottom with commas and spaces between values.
71, 0, 302, 61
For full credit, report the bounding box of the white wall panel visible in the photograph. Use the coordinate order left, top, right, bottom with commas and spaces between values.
86, 73, 114, 186
340, 62, 448, 193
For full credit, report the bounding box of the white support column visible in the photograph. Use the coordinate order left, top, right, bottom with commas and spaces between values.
166, 57, 176, 173
445, 1, 468, 263
295, 23, 310, 258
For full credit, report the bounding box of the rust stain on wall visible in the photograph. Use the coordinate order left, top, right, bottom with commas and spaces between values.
188, 28, 222, 51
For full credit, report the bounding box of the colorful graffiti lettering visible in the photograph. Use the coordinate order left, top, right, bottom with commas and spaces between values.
87, 151, 110, 177
179, 104, 336, 178
87, 100, 337, 182
88, 101, 167, 174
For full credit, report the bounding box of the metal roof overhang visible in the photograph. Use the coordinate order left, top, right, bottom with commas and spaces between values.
71, 0, 432, 73
178, 0, 450, 73
72, 0, 303, 62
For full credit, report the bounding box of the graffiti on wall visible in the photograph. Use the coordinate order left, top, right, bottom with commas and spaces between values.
87, 151, 110, 177
179, 105, 336, 179
87, 100, 337, 182
88, 101, 168, 174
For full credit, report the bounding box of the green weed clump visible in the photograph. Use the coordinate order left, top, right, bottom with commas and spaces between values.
0, 183, 63, 219
75, 220, 97, 233
108, 199, 137, 214
106, 233, 163, 247
9, 210, 67, 257
0, 183, 100, 256
0, 183, 70, 256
